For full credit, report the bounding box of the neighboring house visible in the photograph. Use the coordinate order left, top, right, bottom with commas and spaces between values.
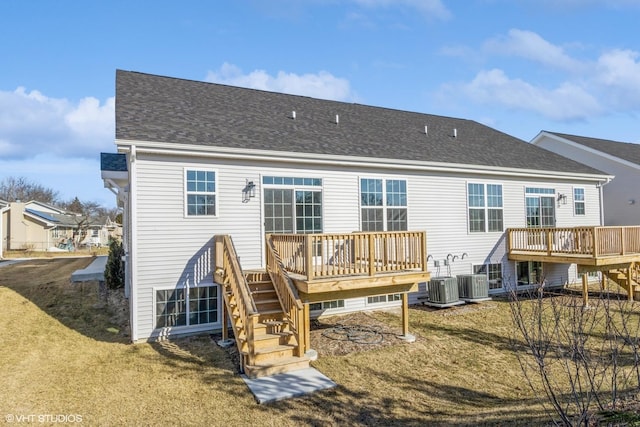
102, 70, 628, 352
0, 199, 8, 258
0, 200, 119, 252
532, 131, 640, 226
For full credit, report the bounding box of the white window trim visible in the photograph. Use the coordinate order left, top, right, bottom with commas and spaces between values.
366, 294, 403, 307
573, 187, 586, 216
359, 176, 409, 231
467, 181, 504, 234
183, 167, 219, 218
308, 299, 345, 315
152, 283, 221, 334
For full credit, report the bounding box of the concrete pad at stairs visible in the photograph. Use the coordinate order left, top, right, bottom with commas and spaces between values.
71, 256, 107, 282
242, 367, 336, 404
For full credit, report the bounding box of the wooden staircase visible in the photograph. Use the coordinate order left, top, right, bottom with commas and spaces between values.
214, 235, 309, 379
242, 271, 309, 378
604, 263, 640, 300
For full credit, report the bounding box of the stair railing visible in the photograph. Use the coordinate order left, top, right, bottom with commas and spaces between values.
214, 235, 258, 370
265, 234, 307, 356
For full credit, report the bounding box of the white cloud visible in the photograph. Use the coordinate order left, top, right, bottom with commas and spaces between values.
351, 0, 451, 20
594, 49, 640, 108
442, 29, 640, 122
454, 68, 601, 121
484, 29, 584, 72
0, 87, 114, 160
206, 63, 356, 101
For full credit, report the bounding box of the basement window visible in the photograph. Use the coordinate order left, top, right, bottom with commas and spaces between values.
309, 299, 344, 312
155, 285, 218, 328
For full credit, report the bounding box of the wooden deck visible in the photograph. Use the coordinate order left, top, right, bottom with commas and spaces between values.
269, 231, 431, 300
215, 231, 430, 375
507, 226, 640, 267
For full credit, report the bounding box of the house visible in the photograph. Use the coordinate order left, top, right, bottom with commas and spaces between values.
0, 200, 120, 253
0, 199, 8, 258
532, 131, 640, 226
102, 70, 640, 377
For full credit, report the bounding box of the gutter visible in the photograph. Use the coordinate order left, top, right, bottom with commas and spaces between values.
116, 139, 613, 184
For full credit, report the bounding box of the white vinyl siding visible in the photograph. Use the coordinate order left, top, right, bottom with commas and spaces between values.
128, 152, 605, 340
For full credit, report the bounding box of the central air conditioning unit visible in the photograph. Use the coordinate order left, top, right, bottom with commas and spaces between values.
427, 277, 459, 304
457, 274, 489, 300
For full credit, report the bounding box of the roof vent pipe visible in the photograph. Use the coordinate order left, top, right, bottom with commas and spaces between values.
453, 128, 457, 138
335, 114, 339, 124
292, 111, 296, 120
424, 125, 428, 135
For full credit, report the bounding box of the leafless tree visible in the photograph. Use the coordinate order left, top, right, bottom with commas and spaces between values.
0, 176, 59, 204
508, 283, 640, 426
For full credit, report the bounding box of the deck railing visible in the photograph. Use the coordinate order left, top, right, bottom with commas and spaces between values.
508, 226, 640, 258
269, 231, 428, 281
214, 235, 257, 368
265, 236, 307, 355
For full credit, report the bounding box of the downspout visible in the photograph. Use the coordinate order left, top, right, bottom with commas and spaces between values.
597, 177, 612, 226
129, 145, 138, 342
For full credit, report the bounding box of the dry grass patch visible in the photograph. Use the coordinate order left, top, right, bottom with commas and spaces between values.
0, 258, 564, 425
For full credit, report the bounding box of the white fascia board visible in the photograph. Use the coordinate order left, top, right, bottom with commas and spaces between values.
116, 138, 612, 184
532, 131, 640, 172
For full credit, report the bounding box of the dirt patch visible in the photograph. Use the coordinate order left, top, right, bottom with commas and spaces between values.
310, 310, 411, 356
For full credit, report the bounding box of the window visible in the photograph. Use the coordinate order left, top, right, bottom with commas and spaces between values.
525, 188, 555, 228
360, 178, 407, 231
517, 261, 543, 286
468, 183, 503, 232
263, 176, 323, 235
367, 294, 402, 304
155, 285, 218, 329
309, 299, 345, 311
185, 169, 216, 216
574, 188, 585, 215
473, 263, 503, 290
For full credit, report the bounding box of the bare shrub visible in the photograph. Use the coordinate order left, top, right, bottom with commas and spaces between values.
508, 283, 640, 425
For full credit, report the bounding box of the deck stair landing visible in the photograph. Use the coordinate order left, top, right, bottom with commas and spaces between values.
225, 268, 309, 379
604, 263, 640, 300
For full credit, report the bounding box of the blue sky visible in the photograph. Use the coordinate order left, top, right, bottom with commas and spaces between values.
2, 0, 640, 207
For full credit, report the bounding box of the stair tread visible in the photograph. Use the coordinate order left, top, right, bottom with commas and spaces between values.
252, 332, 292, 341
253, 344, 297, 355
258, 309, 286, 315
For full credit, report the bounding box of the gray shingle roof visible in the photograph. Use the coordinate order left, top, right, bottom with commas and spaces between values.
100, 153, 127, 171
547, 132, 640, 166
116, 70, 603, 175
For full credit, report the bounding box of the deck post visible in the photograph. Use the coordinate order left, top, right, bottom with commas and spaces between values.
303, 302, 310, 353
546, 230, 553, 256
368, 234, 375, 277
305, 235, 314, 281
601, 271, 607, 291
628, 268, 634, 301
421, 232, 428, 272
398, 292, 415, 343
402, 292, 409, 335
221, 299, 228, 341
582, 273, 589, 308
